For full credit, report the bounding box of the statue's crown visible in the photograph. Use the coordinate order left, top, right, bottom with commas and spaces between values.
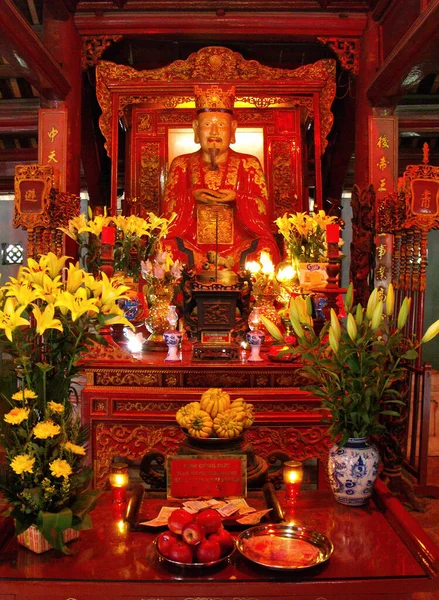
194, 84, 235, 114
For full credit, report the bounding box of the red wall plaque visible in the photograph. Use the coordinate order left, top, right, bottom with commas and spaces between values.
167, 455, 247, 498
38, 109, 68, 191
368, 116, 398, 201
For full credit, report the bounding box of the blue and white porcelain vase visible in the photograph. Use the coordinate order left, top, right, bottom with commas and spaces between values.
328, 437, 379, 506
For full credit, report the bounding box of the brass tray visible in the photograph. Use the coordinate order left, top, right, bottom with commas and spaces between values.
153, 536, 235, 569
236, 523, 333, 570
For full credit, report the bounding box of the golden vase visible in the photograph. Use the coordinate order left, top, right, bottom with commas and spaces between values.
144, 286, 174, 351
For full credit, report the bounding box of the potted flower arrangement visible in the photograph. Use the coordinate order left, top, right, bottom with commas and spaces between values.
113, 212, 176, 281
261, 284, 439, 506
275, 210, 340, 289
0, 252, 133, 552
60, 208, 176, 282
58, 207, 112, 275
141, 249, 183, 347
275, 210, 339, 263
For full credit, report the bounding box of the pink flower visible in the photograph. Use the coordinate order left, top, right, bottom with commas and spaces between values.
141, 260, 153, 276
155, 251, 168, 264
153, 265, 165, 279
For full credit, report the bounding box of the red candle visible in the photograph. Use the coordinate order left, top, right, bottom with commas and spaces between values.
101, 226, 116, 245
326, 223, 340, 244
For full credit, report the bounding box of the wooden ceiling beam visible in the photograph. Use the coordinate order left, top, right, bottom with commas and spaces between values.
0, 0, 71, 101
367, 0, 439, 106
399, 118, 439, 133
0, 148, 38, 162
74, 11, 367, 38
0, 100, 39, 134
0, 65, 18, 79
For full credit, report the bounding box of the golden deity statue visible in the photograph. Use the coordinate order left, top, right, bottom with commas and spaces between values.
163, 84, 280, 271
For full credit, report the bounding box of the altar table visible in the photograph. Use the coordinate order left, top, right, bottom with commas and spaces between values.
0, 479, 437, 600
81, 349, 331, 490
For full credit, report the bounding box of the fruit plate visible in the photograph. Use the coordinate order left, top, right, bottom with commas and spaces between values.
236, 524, 333, 570
153, 536, 235, 569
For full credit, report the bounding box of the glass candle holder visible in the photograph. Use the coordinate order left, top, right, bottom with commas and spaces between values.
109, 462, 129, 504
283, 460, 304, 504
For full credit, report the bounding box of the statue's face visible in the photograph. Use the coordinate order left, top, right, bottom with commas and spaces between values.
193, 112, 237, 160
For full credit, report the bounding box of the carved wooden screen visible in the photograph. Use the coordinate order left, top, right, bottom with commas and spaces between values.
95, 47, 336, 216
125, 106, 305, 230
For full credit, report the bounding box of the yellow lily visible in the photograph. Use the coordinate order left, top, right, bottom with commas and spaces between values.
85, 210, 112, 236
42, 252, 69, 279
61, 213, 90, 238
0, 297, 30, 341
4, 278, 38, 307
65, 262, 85, 294
32, 303, 63, 336
96, 273, 130, 306
54, 288, 99, 321
102, 306, 135, 330
32, 273, 63, 304
20, 257, 47, 287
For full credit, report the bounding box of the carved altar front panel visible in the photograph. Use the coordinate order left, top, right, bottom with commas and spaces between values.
81, 357, 330, 490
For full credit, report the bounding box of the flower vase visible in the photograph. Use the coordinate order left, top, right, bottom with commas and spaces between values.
144, 288, 174, 351
328, 437, 379, 506
246, 329, 265, 362
17, 525, 80, 554
163, 305, 182, 361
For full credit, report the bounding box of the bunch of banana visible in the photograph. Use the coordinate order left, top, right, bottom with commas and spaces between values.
176, 389, 255, 439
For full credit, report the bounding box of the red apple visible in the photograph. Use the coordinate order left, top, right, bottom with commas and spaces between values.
195, 509, 222, 534
182, 521, 205, 546
168, 539, 194, 564
195, 538, 221, 563
167, 508, 194, 535
157, 530, 179, 557
208, 528, 235, 556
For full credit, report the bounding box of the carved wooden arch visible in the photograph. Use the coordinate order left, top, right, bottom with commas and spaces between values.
95, 46, 336, 213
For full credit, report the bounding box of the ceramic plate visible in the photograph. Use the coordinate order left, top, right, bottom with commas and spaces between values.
153, 536, 235, 569
236, 523, 333, 570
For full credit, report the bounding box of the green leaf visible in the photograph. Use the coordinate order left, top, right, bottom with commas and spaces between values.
36, 507, 73, 554
402, 349, 418, 360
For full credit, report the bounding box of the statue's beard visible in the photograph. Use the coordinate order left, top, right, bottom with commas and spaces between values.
209, 146, 220, 170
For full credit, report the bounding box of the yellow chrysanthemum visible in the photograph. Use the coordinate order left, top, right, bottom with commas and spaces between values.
48, 401, 64, 414
12, 389, 37, 401
50, 458, 72, 479
10, 453, 35, 475
64, 441, 86, 455
33, 420, 61, 439
4, 407, 30, 425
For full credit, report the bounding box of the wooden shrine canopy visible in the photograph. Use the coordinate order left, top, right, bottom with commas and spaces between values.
95, 46, 337, 218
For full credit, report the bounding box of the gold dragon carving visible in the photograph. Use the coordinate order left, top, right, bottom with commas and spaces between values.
139, 142, 161, 214
318, 37, 359, 75
81, 35, 123, 71
96, 46, 335, 159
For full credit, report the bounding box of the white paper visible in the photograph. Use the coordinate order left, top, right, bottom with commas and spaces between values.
236, 509, 272, 525
140, 506, 179, 527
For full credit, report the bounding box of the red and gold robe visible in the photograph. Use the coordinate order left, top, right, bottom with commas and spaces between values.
163, 149, 280, 270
